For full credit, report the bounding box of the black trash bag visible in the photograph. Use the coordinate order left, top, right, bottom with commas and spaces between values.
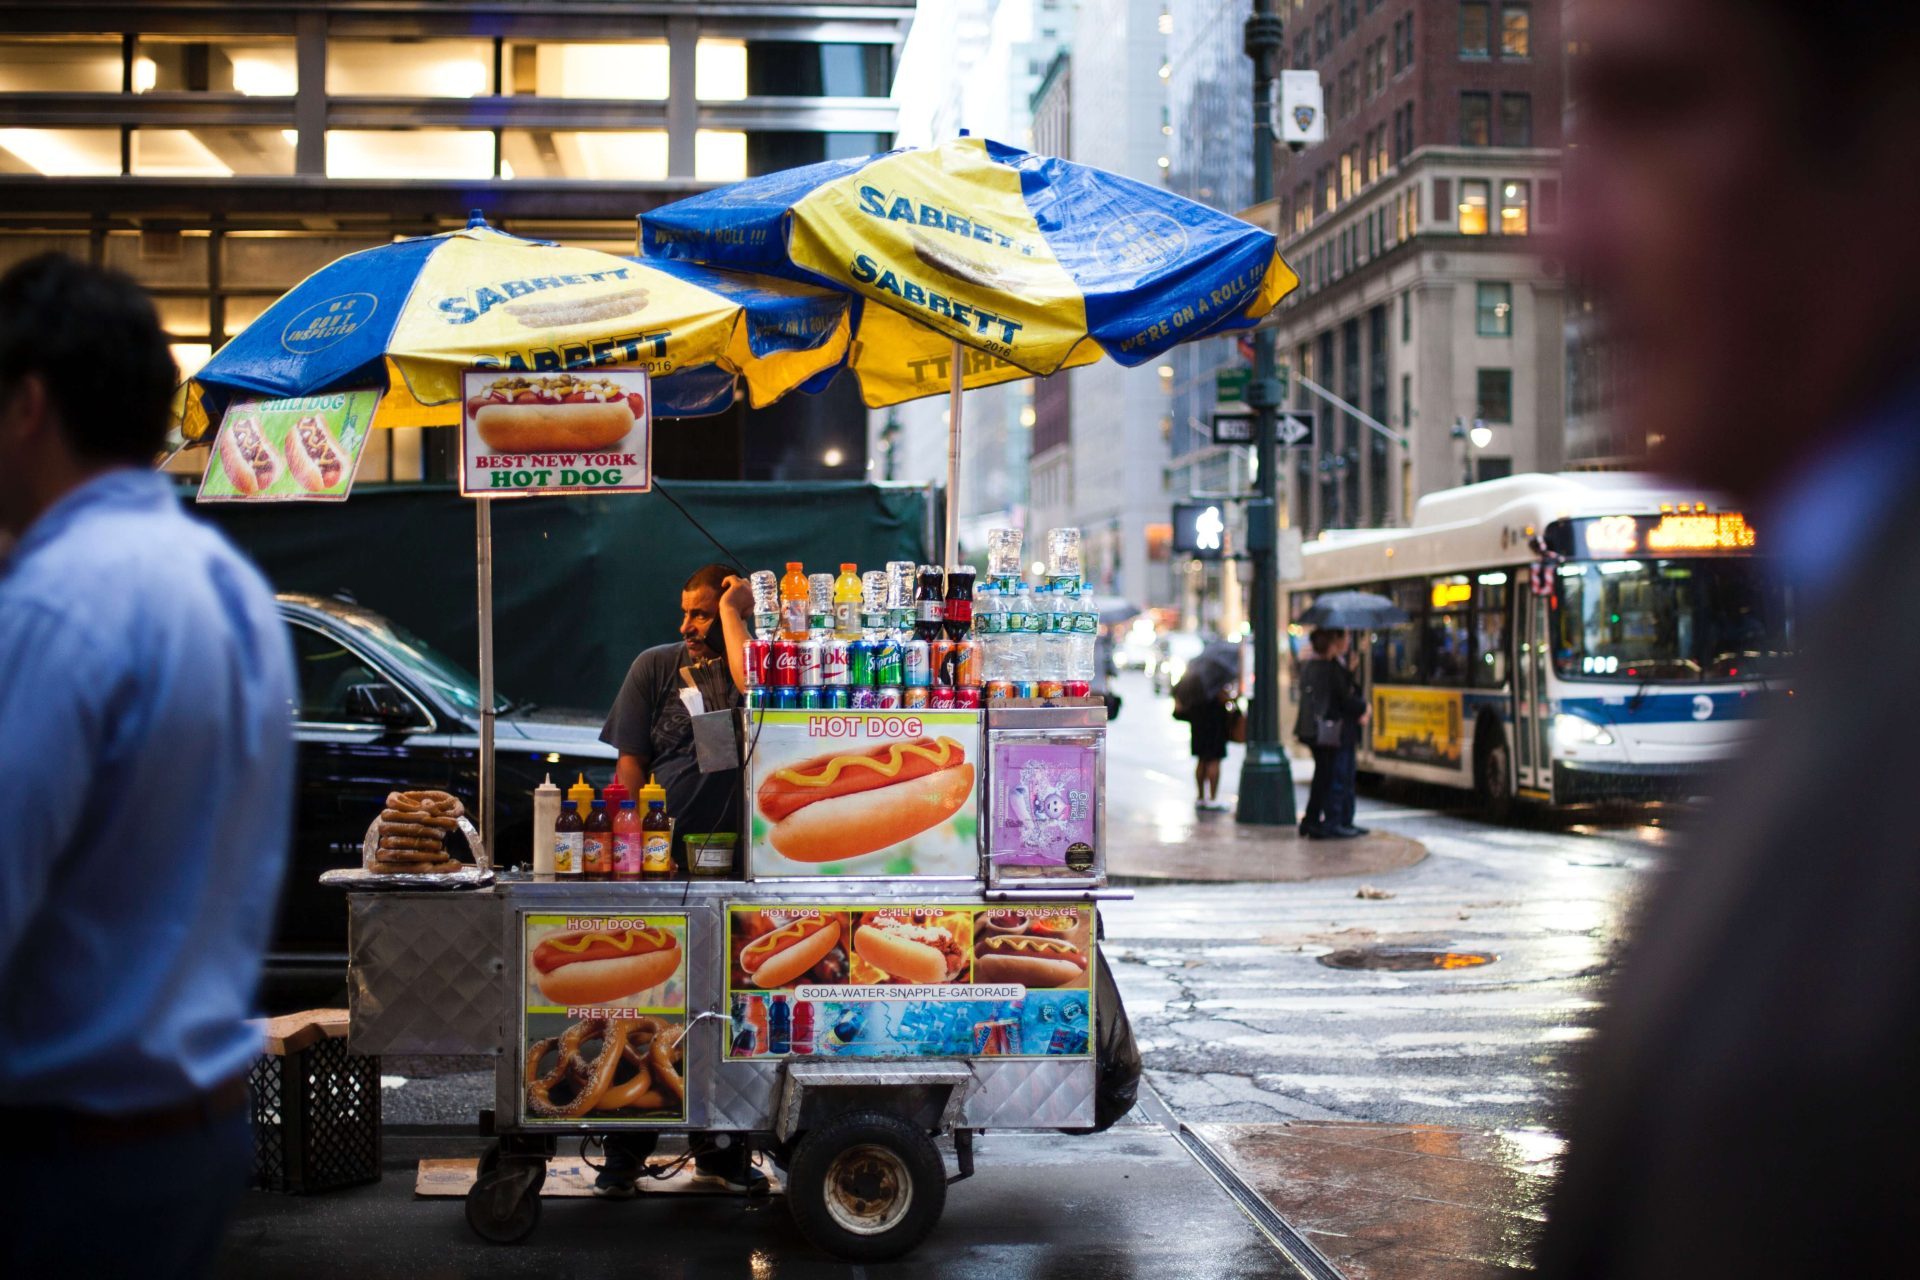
1061, 943, 1142, 1134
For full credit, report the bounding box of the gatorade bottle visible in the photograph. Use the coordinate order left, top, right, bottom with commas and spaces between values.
779, 562, 809, 641
612, 798, 642, 880
567, 773, 595, 820
833, 563, 862, 639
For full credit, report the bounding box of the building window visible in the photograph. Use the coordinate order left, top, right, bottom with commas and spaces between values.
1433, 177, 1452, 224
1500, 179, 1530, 233
0, 127, 120, 175
1408, 183, 1419, 228
1391, 18, 1405, 72
746, 42, 892, 97
133, 128, 296, 177
0, 36, 123, 93
1476, 368, 1513, 422
1401, 290, 1412, 342
696, 39, 747, 99
1400, 11, 1416, 69
327, 40, 492, 97
1376, 127, 1389, 177
1500, 93, 1532, 146
135, 36, 299, 95
1476, 282, 1513, 336
746, 130, 887, 176
1460, 93, 1492, 146
1501, 4, 1531, 58
1401, 372, 1412, 427
505, 42, 670, 100
1459, 2, 1491, 58
501, 130, 668, 181
325, 130, 495, 180
1339, 150, 1354, 199
1458, 178, 1490, 233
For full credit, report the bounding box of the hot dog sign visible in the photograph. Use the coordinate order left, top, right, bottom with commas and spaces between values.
198, 390, 379, 503
457, 367, 653, 497
746, 709, 982, 878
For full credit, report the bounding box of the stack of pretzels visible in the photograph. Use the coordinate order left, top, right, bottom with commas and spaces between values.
370, 789, 466, 874
526, 1016, 686, 1118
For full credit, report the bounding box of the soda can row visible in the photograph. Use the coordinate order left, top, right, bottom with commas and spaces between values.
901, 686, 983, 710
747, 686, 861, 710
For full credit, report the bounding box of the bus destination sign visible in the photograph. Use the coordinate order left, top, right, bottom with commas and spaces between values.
1564, 511, 1756, 559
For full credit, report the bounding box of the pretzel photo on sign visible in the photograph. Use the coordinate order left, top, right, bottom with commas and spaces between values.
525, 1016, 686, 1119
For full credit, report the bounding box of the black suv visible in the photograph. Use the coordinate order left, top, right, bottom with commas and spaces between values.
271, 593, 617, 1009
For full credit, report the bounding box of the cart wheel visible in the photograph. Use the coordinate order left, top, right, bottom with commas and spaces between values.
787, 1111, 947, 1262
465, 1148, 546, 1245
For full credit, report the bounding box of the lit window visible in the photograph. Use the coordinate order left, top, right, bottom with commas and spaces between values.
695, 130, 747, 182
1458, 178, 1490, 234
1500, 180, 1530, 234
1501, 4, 1531, 58
501, 130, 668, 181
171, 344, 214, 381
1476, 282, 1513, 336
0, 128, 119, 175
136, 37, 298, 95
327, 40, 492, 97
325, 130, 495, 180
696, 39, 747, 100
505, 42, 669, 100
0, 36, 123, 93
133, 129, 296, 177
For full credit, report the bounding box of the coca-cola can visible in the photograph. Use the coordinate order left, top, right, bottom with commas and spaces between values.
902, 686, 930, 709
770, 640, 801, 687
875, 685, 903, 709
822, 639, 851, 685
1063, 680, 1093, 698
929, 686, 956, 710
851, 686, 879, 709
903, 639, 931, 687
797, 639, 824, 687
930, 640, 957, 688
743, 638, 773, 689
954, 686, 983, 709
984, 678, 1015, 701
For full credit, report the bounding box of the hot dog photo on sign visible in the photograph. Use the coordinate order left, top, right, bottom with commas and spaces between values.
459, 368, 652, 496
748, 713, 982, 876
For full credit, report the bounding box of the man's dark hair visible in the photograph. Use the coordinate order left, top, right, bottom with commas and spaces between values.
0, 253, 176, 465
1308, 627, 1340, 656
683, 563, 734, 596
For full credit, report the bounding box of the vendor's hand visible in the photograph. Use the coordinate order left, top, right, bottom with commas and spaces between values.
1359, 707, 1371, 723
720, 574, 752, 616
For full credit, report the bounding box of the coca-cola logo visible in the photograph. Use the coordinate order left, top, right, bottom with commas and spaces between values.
773, 652, 799, 670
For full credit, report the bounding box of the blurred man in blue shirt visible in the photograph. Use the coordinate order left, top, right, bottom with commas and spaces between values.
0, 255, 294, 1277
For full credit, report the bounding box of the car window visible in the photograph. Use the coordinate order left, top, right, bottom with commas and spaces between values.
287, 621, 417, 724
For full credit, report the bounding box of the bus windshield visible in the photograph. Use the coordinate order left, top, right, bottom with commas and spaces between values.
1553, 558, 1793, 682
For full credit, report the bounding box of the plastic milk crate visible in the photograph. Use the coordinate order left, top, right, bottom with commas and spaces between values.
247, 1010, 382, 1194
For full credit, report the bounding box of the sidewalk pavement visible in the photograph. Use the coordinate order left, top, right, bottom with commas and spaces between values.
1195, 1121, 1561, 1279
1106, 784, 1427, 883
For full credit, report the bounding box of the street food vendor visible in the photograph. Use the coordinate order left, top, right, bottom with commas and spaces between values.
600, 562, 751, 865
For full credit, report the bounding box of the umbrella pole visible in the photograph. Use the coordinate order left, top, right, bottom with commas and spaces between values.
476, 495, 496, 866
946, 337, 964, 571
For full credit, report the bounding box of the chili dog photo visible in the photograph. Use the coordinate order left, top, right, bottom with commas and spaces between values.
216, 415, 281, 495
851, 911, 969, 984
755, 736, 976, 865
530, 924, 683, 1006
284, 414, 348, 491
465, 372, 643, 453
973, 934, 1089, 989
734, 912, 848, 989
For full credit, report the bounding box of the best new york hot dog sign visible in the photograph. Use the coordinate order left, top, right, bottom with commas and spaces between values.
458, 367, 653, 497
747, 710, 982, 877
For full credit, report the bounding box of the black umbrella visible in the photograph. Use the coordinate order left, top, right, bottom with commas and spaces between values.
1174, 639, 1244, 703
1295, 590, 1408, 629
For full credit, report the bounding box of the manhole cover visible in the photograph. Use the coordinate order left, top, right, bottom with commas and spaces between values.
1318, 947, 1497, 971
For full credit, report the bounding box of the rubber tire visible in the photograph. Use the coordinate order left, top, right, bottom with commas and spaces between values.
465, 1147, 545, 1245
1475, 727, 1515, 822
787, 1111, 947, 1262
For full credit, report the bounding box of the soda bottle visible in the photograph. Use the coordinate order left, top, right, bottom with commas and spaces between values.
779, 562, 808, 641
612, 797, 643, 880
833, 563, 862, 639
641, 776, 674, 880
790, 1000, 817, 1055
582, 799, 613, 880
553, 801, 583, 877
768, 994, 792, 1055
913, 564, 945, 641
943, 566, 975, 639
807, 572, 835, 637
747, 995, 770, 1054
730, 993, 757, 1057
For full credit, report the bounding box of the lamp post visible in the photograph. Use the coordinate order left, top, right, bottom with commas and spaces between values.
1236, 0, 1297, 826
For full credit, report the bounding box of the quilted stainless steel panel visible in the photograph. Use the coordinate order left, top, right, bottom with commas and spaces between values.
706, 1061, 784, 1131
348, 891, 505, 1056
962, 1059, 1096, 1129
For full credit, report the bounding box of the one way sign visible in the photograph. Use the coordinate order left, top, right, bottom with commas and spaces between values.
1277, 409, 1314, 447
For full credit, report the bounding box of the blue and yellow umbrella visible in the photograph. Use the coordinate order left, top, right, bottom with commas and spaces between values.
183, 215, 851, 439
641, 135, 1299, 407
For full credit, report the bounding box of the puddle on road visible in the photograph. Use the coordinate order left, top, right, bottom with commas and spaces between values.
1318, 946, 1497, 972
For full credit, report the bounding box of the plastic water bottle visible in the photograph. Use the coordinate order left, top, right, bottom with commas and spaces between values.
974, 582, 1002, 681
1067, 588, 1097, 695
1038, 585, 1069, 693
1007, 580, 1036, 686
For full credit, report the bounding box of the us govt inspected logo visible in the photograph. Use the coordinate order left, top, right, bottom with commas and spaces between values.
281, 293, 376, 354
1093, 211, 1188, 276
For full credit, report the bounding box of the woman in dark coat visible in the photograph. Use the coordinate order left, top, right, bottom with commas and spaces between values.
1186, 677, 1235, 809
1293, 628, 1369, 838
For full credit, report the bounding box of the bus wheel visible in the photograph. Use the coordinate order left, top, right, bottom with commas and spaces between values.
1475, 728, 1514, 822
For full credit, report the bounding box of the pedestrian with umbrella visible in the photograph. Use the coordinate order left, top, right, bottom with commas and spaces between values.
1173, 639, 1245, 810
1291, 592, 1407, 839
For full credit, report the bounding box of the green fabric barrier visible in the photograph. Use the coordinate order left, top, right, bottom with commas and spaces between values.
193, 480, 931, 716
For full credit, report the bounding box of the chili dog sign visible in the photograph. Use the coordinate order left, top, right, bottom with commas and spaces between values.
197, 390, 378, 503
457, 367, 652, 497
745, 709, 981, 878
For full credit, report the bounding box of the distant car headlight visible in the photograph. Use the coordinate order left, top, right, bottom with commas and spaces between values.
1551, 712, 1615, 750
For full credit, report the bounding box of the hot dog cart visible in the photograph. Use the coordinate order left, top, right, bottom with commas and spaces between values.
340, 700, 1128, 1261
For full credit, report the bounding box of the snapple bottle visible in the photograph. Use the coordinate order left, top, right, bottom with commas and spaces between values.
611, 798, 643, 880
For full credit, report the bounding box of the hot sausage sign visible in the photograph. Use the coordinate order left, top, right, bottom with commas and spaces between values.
458, 367, 653, 497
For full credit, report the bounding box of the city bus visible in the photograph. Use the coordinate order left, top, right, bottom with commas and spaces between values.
1283, 473, 1793, 811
